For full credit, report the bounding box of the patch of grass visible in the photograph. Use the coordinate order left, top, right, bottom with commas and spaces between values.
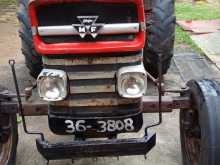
175, 2, 220, 51
176, 2, 220, 20
0, 0, 16, 6
175, 26, 203, 53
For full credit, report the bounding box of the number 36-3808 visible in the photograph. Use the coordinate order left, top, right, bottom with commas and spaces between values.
65, 118, 134, 133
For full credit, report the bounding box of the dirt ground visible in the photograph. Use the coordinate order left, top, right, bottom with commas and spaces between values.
0, 5, 218, 165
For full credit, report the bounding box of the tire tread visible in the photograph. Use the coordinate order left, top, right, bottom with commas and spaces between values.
144, 0, 175, 77
17, 0, 42, 78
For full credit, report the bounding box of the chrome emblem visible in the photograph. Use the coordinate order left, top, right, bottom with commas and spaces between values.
73, 16, 104, 39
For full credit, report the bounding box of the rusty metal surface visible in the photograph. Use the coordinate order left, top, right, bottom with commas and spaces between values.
21, 95, 191, 116
22, 101, 48, 116
177, 20, 220, 34
23, 99, 137, 116
142, 96, 191, 113
42, 53, 142, 66
70, 84, 115, 94
68, 71, 116, 80
51, 98, 140, 107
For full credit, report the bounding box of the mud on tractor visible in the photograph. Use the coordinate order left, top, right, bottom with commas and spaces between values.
0, 0, 220, 165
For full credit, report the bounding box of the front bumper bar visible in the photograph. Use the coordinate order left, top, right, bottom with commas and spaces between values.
22, 96, 191, 116
36, 133, 156, 160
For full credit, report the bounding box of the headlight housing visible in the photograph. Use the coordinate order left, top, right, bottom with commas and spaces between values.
117, 65, 147, 98
37, 69, 67, 101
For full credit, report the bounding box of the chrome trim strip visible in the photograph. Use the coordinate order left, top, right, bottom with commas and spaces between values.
37, 23, 140, 36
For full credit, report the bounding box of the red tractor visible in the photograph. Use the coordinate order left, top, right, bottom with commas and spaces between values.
0, 0, 220, 165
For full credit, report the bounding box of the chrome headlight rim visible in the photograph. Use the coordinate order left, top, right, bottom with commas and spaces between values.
37, 69, 68, 101
117, 65, 147, 98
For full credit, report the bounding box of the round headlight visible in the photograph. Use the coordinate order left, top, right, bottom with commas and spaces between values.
122, 74, 145, 96
117, 65, 147, 98
120, 74, 146, 98
39, 77, 63, 100
37, 69, 67, 101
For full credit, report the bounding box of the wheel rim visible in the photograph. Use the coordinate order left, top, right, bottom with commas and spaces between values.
0, 122, 13, 164
181, 110, 201, 165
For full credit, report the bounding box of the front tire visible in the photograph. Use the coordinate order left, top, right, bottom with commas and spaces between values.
17, 0, 42, 78
0, 86, 18, 165
143, 0, 175, 77
0, 114, 18, 165
180, 79, 220, 165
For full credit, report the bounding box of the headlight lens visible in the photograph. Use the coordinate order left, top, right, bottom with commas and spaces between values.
117, 65, 147, 98
37, 69, 67, 101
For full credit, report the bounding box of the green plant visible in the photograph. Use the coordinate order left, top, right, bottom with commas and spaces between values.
0, 0, 17, 5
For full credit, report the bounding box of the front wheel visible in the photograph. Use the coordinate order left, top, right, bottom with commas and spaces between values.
180, 79, 220, 165
0, 115, 18, 165
143, 0, 175, 77
17, 0, 42, 78
0, 86, 18, 165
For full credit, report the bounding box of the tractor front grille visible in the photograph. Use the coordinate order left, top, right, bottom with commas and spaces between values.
36, 2, 138, 43
42, 52, 142, 111
37, 2, 138, 26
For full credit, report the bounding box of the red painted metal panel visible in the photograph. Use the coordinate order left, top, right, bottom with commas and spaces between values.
28, 0, 146, 56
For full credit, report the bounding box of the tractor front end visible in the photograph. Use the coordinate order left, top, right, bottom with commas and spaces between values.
1, 0, 220, 165
27, 0, 155, 160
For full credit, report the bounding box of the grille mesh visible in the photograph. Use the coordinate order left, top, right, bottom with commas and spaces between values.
37, 2, 138, 26
37, 2, 138, 43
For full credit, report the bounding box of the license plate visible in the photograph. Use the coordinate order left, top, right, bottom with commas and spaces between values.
49, 113, 143, 135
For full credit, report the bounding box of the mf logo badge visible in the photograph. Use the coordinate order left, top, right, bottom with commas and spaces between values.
73, 16, 104, 39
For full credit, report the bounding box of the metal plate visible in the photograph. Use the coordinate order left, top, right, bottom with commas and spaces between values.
48, 113, 143, 135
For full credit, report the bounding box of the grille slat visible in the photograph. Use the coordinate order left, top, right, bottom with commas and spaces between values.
68, 92, 117, 100
70, 84, 115, 94
42, 52, 142, 66
69, 78, 115, 86
44, 62, 141, 72
69, 78, 115, 94
51, 98, 139, 107
68, 71, 115, 80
